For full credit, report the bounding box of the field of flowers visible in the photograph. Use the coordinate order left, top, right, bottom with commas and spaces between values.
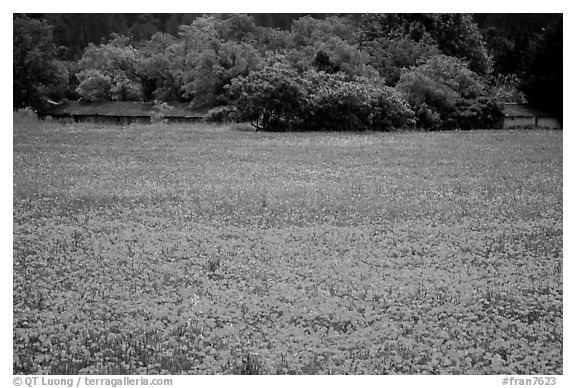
13, 119, 562, 374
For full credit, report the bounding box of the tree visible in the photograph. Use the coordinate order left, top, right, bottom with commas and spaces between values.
227, 66, 311, 131
361, 33, 439, 85
173, 17, 264, 108
75, 34, 142, 101
169, 16, 221, 104
216, 14, 258, 43
75, 69, 112, 102
481, 27, 517, 75
475, 13, 562, 77
488, 73, 526, 104
429, 14, 493, 75
312, 51, 339, 73
290, 16, 356, 47
13, 15, 69, 110
40, 14, 130, 60
135, 32, 180, 101
315, 36, 378, 78
359, 13, 493, 77
129, 14, 160, 42
254, 26, 292, 52
282, 15, 375, 77
284, 36, 377, 79
397, 55, 499, 130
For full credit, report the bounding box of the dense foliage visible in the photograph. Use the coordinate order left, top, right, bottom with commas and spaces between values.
227, 68, 415, 132
227, 67, 311, 131
396, 55, 500, 130
13, 16, 69, 110
14, 13, 562, 130
305, 72, 414, 131
476, 14, 562, 120
76, 35, 143, 102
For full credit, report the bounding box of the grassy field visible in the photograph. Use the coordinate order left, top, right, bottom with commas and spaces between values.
13, 118, 562, 374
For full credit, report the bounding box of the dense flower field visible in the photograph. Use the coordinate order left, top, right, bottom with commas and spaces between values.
13, 120, 562, 374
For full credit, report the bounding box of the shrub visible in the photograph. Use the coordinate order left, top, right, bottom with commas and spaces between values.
111, 73, 143, 102
204, 105, 241, 123
228, 67, 414, 131
370, 85, 417, 130
306, 72, 414, 131
227, 67, 311, 131
13, 107, 40, 125
151, 101, 173, 124
454, 97, 502, 130
488, 73, 527, 104
76, 69, 112, 102
14, 16, 70, 111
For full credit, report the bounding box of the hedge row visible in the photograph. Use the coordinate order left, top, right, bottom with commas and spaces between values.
208, 59, 502, 131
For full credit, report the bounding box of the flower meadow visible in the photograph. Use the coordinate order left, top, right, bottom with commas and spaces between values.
13, 120, 562, 374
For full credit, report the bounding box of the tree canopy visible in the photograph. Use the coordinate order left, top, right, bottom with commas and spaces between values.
14, 16, 69, 109
14, 13, 562, 129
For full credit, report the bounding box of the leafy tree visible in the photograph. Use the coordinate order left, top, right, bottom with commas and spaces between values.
62, 60, 81, 100
216, 14, 258, 43
129, 14, 160, 41
170, 16, 221, 103
317, 37, 378, 78
475, 14, 562, 77
13, 15, 69, 110
488, 73, 527, 104
429, 14, 493, 75
227, 67, 414, 131
397, 55, 499, 130
75, 34, 142, 101
254, 26, 292, 52
75, 69, 112, 102
481, 26, 518, 75
173, 17, 264, 108
359, 13, 493, 77
177, 16, 221, 54
312, 51, 339, 73
284, 37, 377, 78
181, 42, 264, 108
110, 73, 143, 101
283, 15, 377, 78
41, 14, 130, 60
306, 72, 414, 131
290, 16, 356, 47
164, 14, 202, 35
361, 34, 439, 85
135, 32, 180, 101
18, 12, 558, 131
227, 66, 311, 131
359, 13, 431, 43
